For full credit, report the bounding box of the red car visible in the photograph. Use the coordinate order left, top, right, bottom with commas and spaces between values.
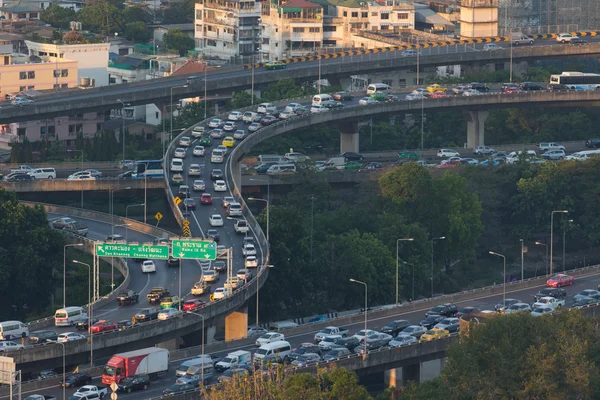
429, 92, 452, 99
200, 193, 212, 205
182, 299, 206, 311
89, 320, 116, 334
546, 274, 574, 288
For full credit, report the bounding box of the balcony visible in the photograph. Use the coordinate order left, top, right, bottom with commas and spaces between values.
203, 17, 236, 26
288, 18, 323, 24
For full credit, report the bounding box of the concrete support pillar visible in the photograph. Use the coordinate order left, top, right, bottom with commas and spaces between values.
225, 306, 248, 341
385, 368, 401, 389
464, 110, 489, 148
157, 337, 180, 351
339, 121, 359, 154
206, 324, 217, 344
420, 359, 445, 382
402, 363, 421, 384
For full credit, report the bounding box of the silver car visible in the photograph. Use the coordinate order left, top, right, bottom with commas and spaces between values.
389, 335, 418, 347
541, 150, 566, 160
193, 179, 205, 191
504, 303, 532, 314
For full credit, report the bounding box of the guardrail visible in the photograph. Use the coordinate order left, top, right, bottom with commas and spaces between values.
0, 179, 164, 192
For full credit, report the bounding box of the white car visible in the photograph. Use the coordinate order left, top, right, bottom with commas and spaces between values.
228, 111, 243, 121
532, 296, 565, 310
209, 214, 224, 227
214, 180, 227, 192
0, 341, 23, 352
193, 179, 205, 191
202, 270, 219, 282
531, 306, 554, 317
192, 126, 205, 138
141, 260, 156, 273
359, 97, 377, 105
213, 287, 228, 300
405, 93, 426, 101
158, 308, 181, 320
57, 332, 86, 342
210, 129, 224, 139
353, 329, 378, 341
255, 332, 284, 346
389, 335, 418, 347
248, 123, 262, 132
223, 121, 237, 132
318, 335, 343, 351
243, 244, 256, 256
285, 103, 302, 112
179, 136, 191, 147
174, 148, 186, 158
437, 149, 460, 158
473, 146, 496, 155
245, 256, 258, 268
257, 103, 273, 114
285, 152, 310, 162
208, 119, 223, 128
193, 146, 205, 156
67, 172, 95, 181
216, 144, 229, 155
462, 89, 481, 96
211, 150, 224, 163
539, 142, 565, 151
233, 130, 246, 140
504, 303, 532, 314
188, 164, 202, 176
483, 43, 503, 51
11, 97, 33, 106
84, 169, 102, 178
170, 158, 184, 172
556, 33, 577, 43
310, 104, 330, 114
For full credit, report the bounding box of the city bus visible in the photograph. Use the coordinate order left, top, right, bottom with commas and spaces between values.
549, 72, 600, 91
132, 159, 164, 179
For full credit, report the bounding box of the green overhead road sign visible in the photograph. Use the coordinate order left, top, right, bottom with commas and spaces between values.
172, 239, 217, 260
95, 243, 169, 259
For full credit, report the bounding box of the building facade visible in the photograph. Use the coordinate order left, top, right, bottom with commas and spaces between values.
459, 0, 498, 38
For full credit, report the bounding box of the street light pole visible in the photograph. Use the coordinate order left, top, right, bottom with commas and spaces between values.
430, 236, 445, 297
117, 99, 126, 161
63, 243, 83, 307
489, 251, 506, 306
204, 61, 208, 120
349, 278, 367, 359
563, 219, 573, 272
535, 241, 548, 275
550, 210, 568, 276
248, 197, 269, 243
170, 85, 188, 144
395, 238, 414, 306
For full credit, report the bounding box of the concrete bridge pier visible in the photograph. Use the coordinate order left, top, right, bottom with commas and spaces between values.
420, 358, 445, 382
339, 121, 360, 154
464, 110, 489, 148
225, 305, 249, 341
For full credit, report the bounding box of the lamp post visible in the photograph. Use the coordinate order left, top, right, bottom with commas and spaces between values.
489, 251, 506, 306
170, 85, 188, 144
349, 278, 368, 359
248, 197, 269, 243
63, 243, 83, 307
67, 149, 84, 208
563, 219, 573, 272
395, 238, 414, 306
110, 187, 131, 290
430, 236, 445, 297
253, 264, 273, 336
184, 312, 205, 385
125, 204, 144, 240
535, 241, 549, 275
550, 210, 568, 275
50, 340, 66, 400
203, 60, 208, 119
116, 99, 127, 161
72, 259, 92, 366
509, 33, 513, 83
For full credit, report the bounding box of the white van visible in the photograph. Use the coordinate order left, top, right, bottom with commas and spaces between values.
54, 306, 88, 327
175, 355, 214, 377
253, 340, 292, 364
506, 150, 536, 164
170, 158, 184, 172
258, 154, 284, 164
243, 111, 258, 123
257, 103, 273, 114
211, 150, 225, 163
0, 321, 29, 340
366, 83, 392, 95
312, 94, 332, 106
566, 150, 600, 161
323, 156, 345, 169
268, 321, 299, 332
267, 164, 296, 175
28, 168, 56, 180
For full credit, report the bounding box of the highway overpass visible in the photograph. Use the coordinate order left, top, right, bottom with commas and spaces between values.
1, 39, 600, 123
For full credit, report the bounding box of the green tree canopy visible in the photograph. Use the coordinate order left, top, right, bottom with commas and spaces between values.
123, 5, 153, 24
40, 4, 76, 29
162, 0, 194, 23
261, 78, 306, 101
124, 21, 151, 43
164, 29, 195, 56
77, 1, 123, 35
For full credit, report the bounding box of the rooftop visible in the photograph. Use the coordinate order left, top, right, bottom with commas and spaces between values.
281, 0, 322, 8
0, 0, 43, 13
172, 60, 212, 76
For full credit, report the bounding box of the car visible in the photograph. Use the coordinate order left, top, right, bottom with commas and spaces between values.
141, 260, 156, 273
199, 136, 212, 147
466, 82, 489, 92
222, 196, 235, 208
502, 84, 523, 94
11, 97, 34, 106
105, 234, 125, 243
202, 270, 219, 283
255, 332, 285, 346
434, 317, 460, 333
209, 214, 224, 227
534, 288, 566, 302
0, 341, 23, 352
460, 158, 479, 165
163, 383, 196, 396
359, 96, 379, 105
210, 129, 224, 139
171, 173, 184, 185
556, 33, 578, 43
232, 130, 246, 140
248, 122, 261, 132
420, 328, 450, 342
574, 289, 600, 302
174, 147, 186, 158
67, 172, 95, 181
532, 296, 565, 310
207, 229, 220, 242
243, 243, 256, 256
211, 180, 226, 192
573, 296, 600, 307
117, 170, 132, 179
117, 374, 150, 393
5, 173, 33, 182
569, 37, 588, 45
322, 100, 344, 110
182, 299, 206, 311
89, 320, 116, 333
58, 332, 86, 342
28, 330, 58, 344
200, 193, 212, 205
192, 146, 205, 157
539, 142, 566, 151
245, 256, 258, 268
396, 325, 426, 339
531, 306, 554, 317
291, 353, 321, 367
494, 298, 520, 312
236, 268, 252, 281
412, 88, 430, 97
265, 61, 286, 70
322, 347, 351, 361
473, 146, 496, 155
223, 122, 237, 132
158, 308, 181, 320
483, 43, 503, 51
428, 92, 451, 99
75, 318, 99, 331
187, 164, 201, 176
216, 145, 228, 155
261, 115, 278, 125
35, 370, 58, 380
546, 273, 574, 287
289, 343, 321, 361
504, 303, 532, 314
213, 287, 229, 300
437, 149, 460, 158
182, 198, 196, 210
178, 185, 190, 199
380, 320, 411, 337
117, 320, 133, 331
211, 169, 224, 181
52, 217, 77, 229
452, 86, 466, 95
519, 82, 546, 91
247, 327, 268, 337
362, 162, 383, 170
341, 152, 363, 162
541, 150, 566, 160
190, 179, 205, 192
426, 303, 458, 317
362, 332, 392, 349
456, 306, 481, 318
228, 111, 243, 121
134, 308, 160, 323
63, 373, 92, 388
426, 84, 447, 93
420, 315, 445, 329
462, 89, 481, 96
178, 136, 191, 147
208, 119, 223, 128
389, 335, 418, 347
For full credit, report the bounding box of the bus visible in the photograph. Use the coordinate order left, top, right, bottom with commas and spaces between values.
549, 72, 600, 91
132, 159, 164, 179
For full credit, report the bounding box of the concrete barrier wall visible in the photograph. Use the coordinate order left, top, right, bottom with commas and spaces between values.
0, 162, 119, 174
1, 179, 163, 193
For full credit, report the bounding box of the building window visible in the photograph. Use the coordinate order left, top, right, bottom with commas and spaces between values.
96, 123, 102, 132
68, 125, 75, 134
292, 27, 305, 33
382, 80, 392, 86
28, 71, 35, 79
40, 126, 46, 135
48, 126, 55, 134
17, 13, 26, 19
381, 13, 389, 19
19, 86, 26, 91
309, 27, 320, 33
61, 84, 67, 88
61, 69, 68, 77
155, 112, 159, 119
372, 12, 377, 16
29, 12, 37, 18
361, 12, 367, 17
109, 76, 116, 84
19, 72, 26, 80
398, 79, 406, 88
351, 12, 358, 17
343, 11, 347, 16
17, 128, 26, 136
398, 13, 408, 19
324, 25, 336, 32
53, 84, 60, 89
27, 85, 34, 90
54, 70, 59, 77
380, 24, 389, 30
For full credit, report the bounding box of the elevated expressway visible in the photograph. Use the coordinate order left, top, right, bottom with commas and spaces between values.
1, 38, 600, 123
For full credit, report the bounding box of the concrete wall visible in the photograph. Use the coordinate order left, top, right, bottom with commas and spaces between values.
1, 179, 164, 192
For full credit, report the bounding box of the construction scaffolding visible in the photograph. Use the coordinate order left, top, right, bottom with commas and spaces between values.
498, 0, 600, 35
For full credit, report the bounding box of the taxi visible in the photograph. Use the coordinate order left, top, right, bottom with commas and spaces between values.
199, 136, 212, 147
160, 296, 183, 309
264, 61, 286, 70
222, 136, 236, 148
426, 84, 448, 93
419, 328, 450, 342
171, 173, 184, 185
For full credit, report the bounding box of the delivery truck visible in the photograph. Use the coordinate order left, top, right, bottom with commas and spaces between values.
102, 347, 169, 384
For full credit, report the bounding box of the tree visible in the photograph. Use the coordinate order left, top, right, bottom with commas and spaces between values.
77, 1, 124, 34
163, 29, 195, 56
162, 0, 194, 23
261, 78, 306, 101
175, 101, 207, 130
40, 4, 76, 29
124, 21, 151, 43
123, 5, 153, 24
230, 91, 255, 109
